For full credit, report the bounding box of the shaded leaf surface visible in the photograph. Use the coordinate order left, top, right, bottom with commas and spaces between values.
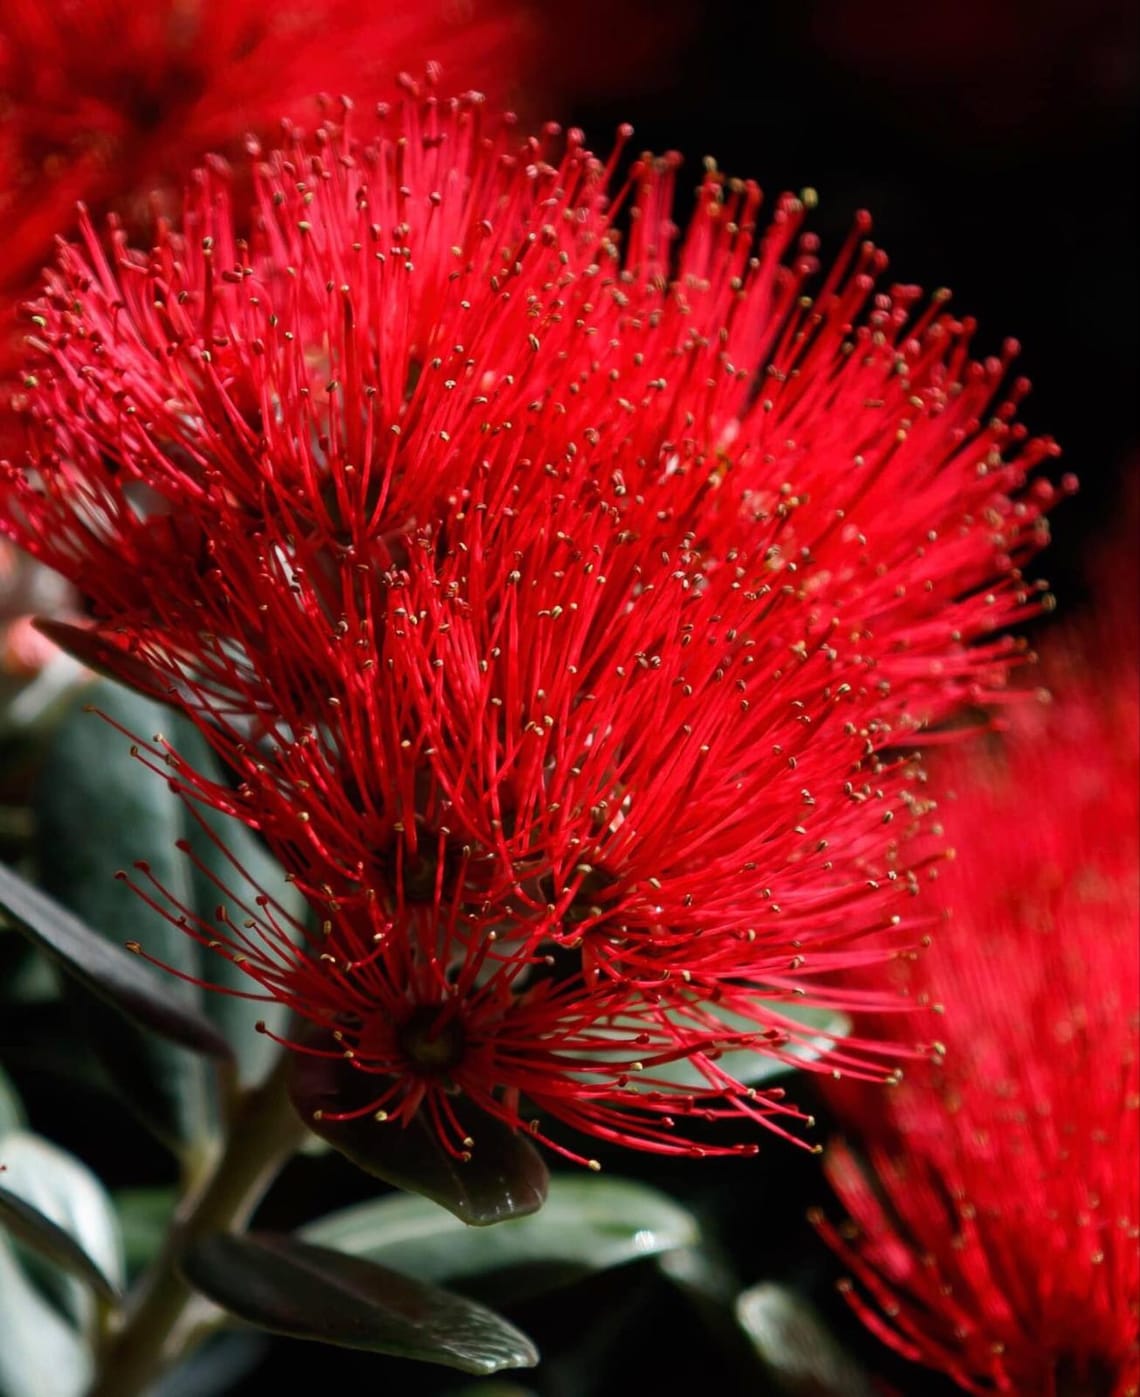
602, 1002, 851, 1091
167, 710, 301, 1085
658, 1242, 741, 1309
0, 859, 230, 1061
0, 1184, 118, 1303
0, 919, 59, 1004
31, 680, 299, 1150
34, 684, 224, 1149
182, 1232, 539, 1375
0, 1132, 124, 1300
149, 1333, 269, 1397
114, 1187, 177, 1280
0, 1130, 123, 1397
289, 1047, 548, 1225
302, 1175, 697, 1299
736, 1283, 877, 1396
0, 1064, 23, 1133
0, 1236, 91, 1397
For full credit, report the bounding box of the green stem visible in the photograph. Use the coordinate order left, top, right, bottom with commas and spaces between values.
89, 1051, 305, 1397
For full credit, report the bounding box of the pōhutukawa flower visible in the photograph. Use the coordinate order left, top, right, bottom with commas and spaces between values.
1, 91, 1068, 1164
812, 594, 1140, 1394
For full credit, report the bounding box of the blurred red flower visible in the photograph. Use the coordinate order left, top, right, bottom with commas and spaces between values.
0, 0, 691, 393
814, 575, 1140, 1393
2, 93, 1067, 1163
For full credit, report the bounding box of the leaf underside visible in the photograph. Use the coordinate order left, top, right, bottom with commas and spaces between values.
288, 1046, 549, 1226
182, 1231, 539, 1376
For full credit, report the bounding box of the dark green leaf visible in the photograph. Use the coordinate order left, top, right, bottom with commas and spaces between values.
736, 1283, 876, 1396
0, 860, 229, 1062
288, 1047, 548, 1225
33, 683, 228, 1150
658, 1244, 772, 1377
113, 1187, 177, 1279
0, 1185, 118, 1304
0, 1064, 23, 1133
302, 1175, 697, 1299
182, 1232, 539, 1376
0, 919, 59, 1003
163, 712, 302, 1086
0, 997, 120, 1102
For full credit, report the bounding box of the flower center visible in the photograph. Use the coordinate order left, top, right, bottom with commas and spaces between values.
397, 1006, 466, 1076
1055, 1358, 1116, 1397
543, 863, 620, 925
401, 844, 443, 904
380, 826, 461, 906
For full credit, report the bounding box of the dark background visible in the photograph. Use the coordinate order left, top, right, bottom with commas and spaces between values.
570, 0, 1139, 617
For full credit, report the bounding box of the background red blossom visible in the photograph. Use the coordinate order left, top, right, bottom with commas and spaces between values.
813, 525, 1140, 1392
0, 0, 691, 387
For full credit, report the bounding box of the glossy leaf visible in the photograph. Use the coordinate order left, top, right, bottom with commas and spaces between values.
0, 1131, 123, 1368
0, 859, 230, 1061
303, 1175, 697, 1300
0, 1236, 90, 1397
0, 1133, 124, 1303
33, 674, 299, 1093
736, 1283, 877, 1397
0, 1184, 119, 1304
289, 1048, 548, 1225
182, 1232, 539, 1375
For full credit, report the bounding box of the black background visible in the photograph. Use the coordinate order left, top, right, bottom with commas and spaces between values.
567, 0, 1139, 617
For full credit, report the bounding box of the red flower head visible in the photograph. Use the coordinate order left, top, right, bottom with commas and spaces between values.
2, 91, 1067, 1165
812, 582, 1140, 1393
